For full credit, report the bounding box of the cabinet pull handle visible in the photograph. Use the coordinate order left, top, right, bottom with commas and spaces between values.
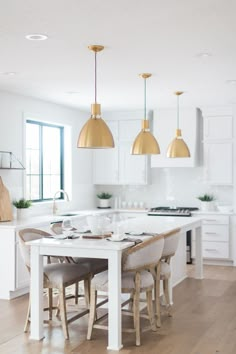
205, 232, 217, 235
205, 248, 218, 252
205, 219, 217, 222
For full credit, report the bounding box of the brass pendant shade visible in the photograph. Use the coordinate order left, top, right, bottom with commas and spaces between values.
131, 74, 160, 155
167, 92, 190, 158
167, 129, 190, 157
77, 45, 114, 149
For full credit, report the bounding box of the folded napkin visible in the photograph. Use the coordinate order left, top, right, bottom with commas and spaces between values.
107, 237, 142, 245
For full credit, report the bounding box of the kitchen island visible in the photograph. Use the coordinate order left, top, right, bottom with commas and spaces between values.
28, 214, 203, 351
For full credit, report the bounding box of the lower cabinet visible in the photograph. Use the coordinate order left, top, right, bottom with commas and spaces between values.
192, 214, 230, 260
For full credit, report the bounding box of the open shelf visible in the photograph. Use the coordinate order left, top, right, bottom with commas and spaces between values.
0, 151, 25, 170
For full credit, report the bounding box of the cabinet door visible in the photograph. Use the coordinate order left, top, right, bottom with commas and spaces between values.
93, 121, 119, 185
204, 142, 233, 185
119, 142, 148, 184
16, 243, 29, 289
204, 116, 233, 140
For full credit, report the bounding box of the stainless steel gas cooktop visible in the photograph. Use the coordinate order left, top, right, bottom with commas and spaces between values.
147, 206, 199, 217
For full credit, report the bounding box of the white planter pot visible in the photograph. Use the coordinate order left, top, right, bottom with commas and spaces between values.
200, 201, 215, 212
97, 199, 111, 208
17, 208, 29, 220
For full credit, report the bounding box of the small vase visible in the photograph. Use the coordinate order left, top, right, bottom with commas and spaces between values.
98, 199, 111, 208
17, 208, 29, 220
200, 201, 214, 212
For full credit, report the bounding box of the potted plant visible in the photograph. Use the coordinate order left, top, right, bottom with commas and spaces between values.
197, 194, 215, 211
13, 198, 32, 220
96, 192, 112, 209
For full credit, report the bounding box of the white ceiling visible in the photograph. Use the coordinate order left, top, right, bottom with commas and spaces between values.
0, 0, 236, 111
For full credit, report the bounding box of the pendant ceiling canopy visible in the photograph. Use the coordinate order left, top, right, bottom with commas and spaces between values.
77, 45, 114, 149
131, 73, 160, 155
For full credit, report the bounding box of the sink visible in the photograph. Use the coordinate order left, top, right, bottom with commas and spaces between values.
59, 213, 80, 217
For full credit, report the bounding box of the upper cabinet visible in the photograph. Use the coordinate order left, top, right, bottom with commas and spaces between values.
151, 108, 202, 167
202, 108, 233, 185
93, 112, 150, 185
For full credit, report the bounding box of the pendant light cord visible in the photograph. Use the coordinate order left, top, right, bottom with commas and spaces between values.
176, 94, 179, 129
144, 78, 147, 120
94, 51, 97, 103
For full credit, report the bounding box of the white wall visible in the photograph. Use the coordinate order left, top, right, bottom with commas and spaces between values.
0, 90, 95, 216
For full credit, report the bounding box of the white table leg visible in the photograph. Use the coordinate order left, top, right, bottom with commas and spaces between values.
194, 226, 203, 279
30, 245, 44, 340
168, 259, 173, 305
107, 251, 123, 351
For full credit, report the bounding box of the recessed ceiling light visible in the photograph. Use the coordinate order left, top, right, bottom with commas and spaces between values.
0, 72, 17, 76
195, 52, 212, 58
226, 80, 236, 85
25, 34, 48, 41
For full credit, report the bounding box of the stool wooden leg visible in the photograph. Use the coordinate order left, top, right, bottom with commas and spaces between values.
48, 288, 53, 320
75, 283, 79, 304
59, 286, 69, 339
87, 287, 97, 340
163, 278, 172, 316
24, 294, 31, 332
146, 290, 156, 331
155, 264, 161, 327
84, 279, 90, 309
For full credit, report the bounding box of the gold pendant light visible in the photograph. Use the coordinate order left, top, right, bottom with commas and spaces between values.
131, 73, 160, 155
167, 91, 190, 158
77, 45, 114, 149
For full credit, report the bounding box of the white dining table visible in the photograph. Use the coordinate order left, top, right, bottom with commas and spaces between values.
27, 215, 203, 351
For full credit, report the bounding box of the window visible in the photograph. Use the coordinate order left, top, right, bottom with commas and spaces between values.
26, 120, 64, 202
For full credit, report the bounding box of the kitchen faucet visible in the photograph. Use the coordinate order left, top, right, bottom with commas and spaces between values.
52, 189, 70, 215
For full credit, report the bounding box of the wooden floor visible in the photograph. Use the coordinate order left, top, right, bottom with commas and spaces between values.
1, 265, 236, 354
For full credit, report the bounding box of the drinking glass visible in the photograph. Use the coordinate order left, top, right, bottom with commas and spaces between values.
62, 217, 74, 237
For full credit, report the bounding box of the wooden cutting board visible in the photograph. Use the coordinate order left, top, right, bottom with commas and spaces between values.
0, 177, 13, 221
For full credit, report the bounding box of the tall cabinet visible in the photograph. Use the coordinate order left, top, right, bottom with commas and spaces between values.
202, 108, 233, 185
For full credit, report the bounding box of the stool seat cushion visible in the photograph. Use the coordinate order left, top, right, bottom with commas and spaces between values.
91, 270, 154, 292
44, 263, 89, 287
72, 258, 108, 274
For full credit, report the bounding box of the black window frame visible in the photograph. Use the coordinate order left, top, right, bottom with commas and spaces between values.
26, 119, 64, 202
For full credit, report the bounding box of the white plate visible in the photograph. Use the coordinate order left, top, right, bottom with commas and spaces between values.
126, 231, 144, 236
109, 236, 125, 242
52, 234, 67, 240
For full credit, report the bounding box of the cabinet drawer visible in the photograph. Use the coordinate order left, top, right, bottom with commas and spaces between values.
203, 242, 229, 259
202, 224, 229, 242
202, 215, 229, 225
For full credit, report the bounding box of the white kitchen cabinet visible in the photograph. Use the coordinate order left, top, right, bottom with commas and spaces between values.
93, 117, 149, 185
192, 214, 230, 260
204, 116, 233, 140
151, 107, 202, 167
204, 142, 233, 185
202, 111, 233, 185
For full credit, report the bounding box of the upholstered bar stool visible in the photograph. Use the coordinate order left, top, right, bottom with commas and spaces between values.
18, 228, 91, 339
51, 222, 108, 304
154, 228, 181, 327
87, 234, 164, 346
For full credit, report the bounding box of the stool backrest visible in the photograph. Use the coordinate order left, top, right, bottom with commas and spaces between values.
18, 228, 51, 269
162, 228, 181, 258
122, 234, 164, 272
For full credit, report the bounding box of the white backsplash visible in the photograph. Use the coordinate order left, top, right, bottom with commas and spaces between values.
95, 167, 234, 209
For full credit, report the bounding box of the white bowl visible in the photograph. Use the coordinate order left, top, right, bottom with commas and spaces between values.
217, 205, 233, 213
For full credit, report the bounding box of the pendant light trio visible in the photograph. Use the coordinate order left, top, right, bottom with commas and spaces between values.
77, 45, 190, 158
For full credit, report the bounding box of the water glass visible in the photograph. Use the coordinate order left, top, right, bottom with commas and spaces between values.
62, 217, 74, 237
